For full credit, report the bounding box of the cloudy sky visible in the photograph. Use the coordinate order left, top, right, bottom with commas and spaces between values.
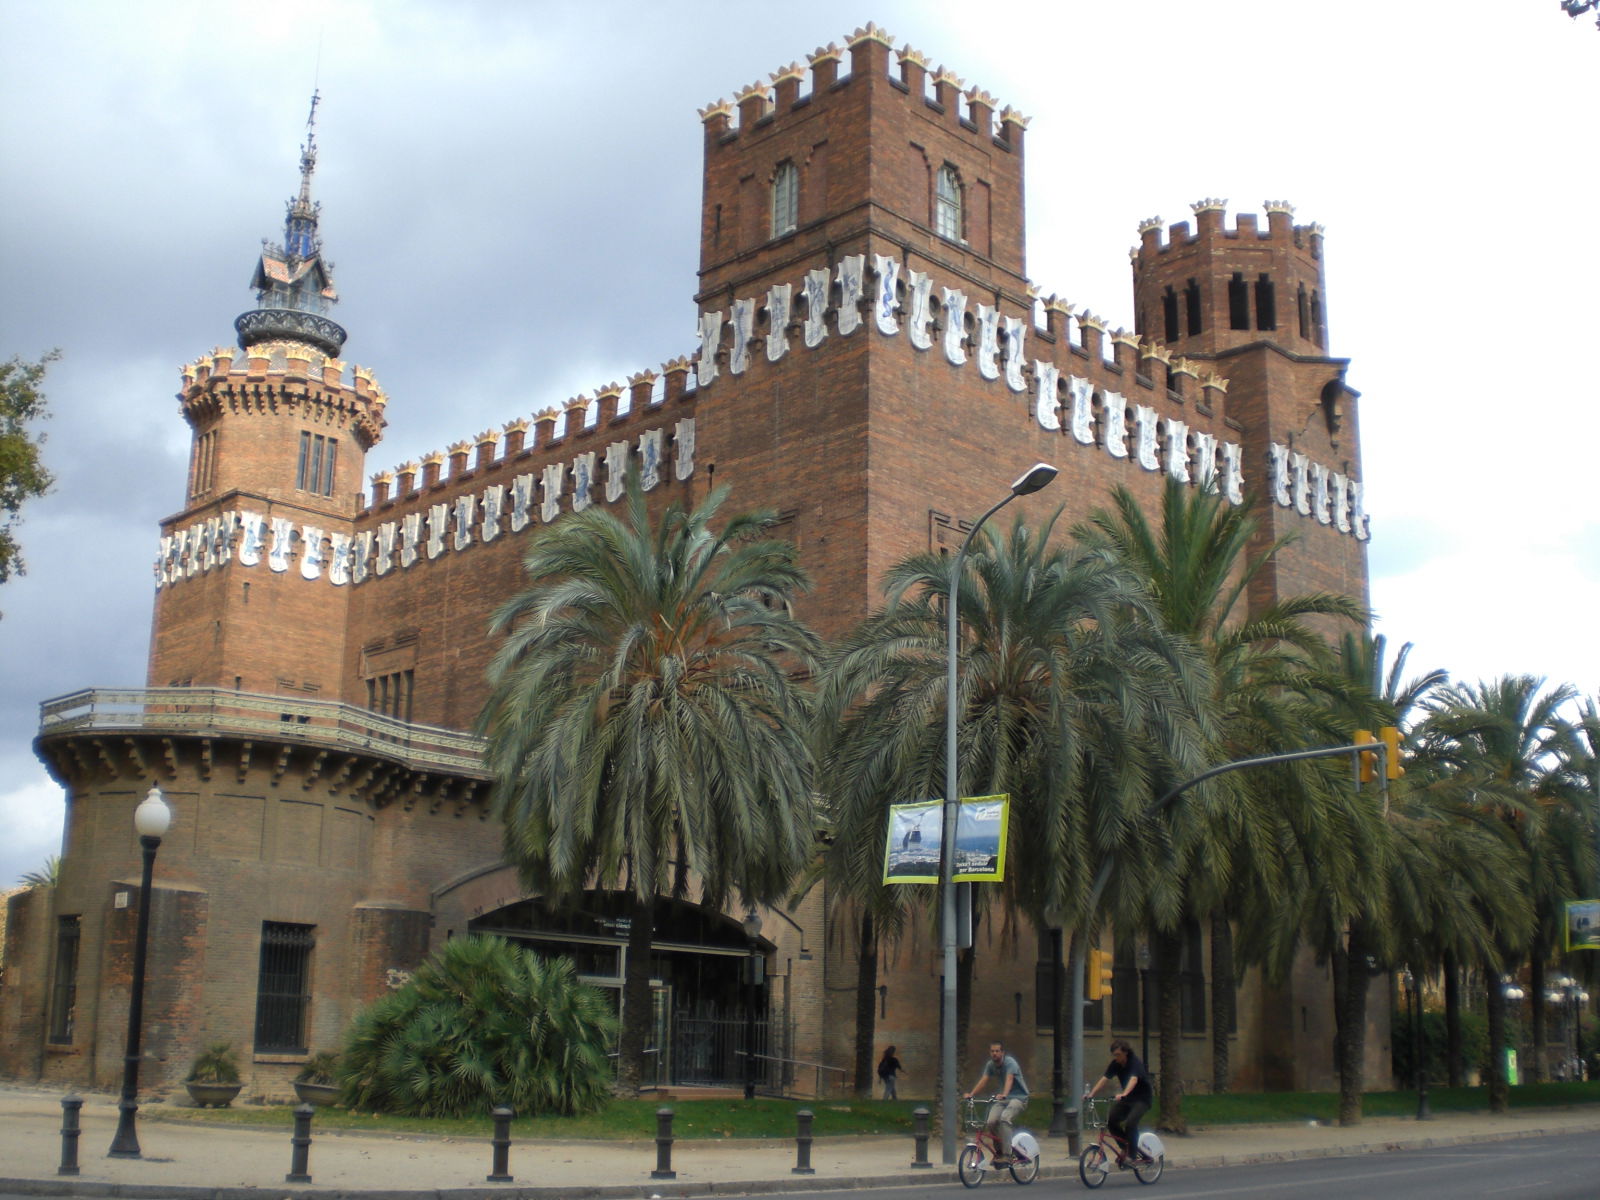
1, 0, 1595, 889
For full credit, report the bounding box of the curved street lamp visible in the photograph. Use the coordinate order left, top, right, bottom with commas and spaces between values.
939, 463, 1057, 1163
742, 906, 764, 1100
109, 786, 173, 1158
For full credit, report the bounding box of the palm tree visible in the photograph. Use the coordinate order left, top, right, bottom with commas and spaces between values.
18, 854, 60, 888
1419, 676, 1592, 1094
479, 475, 820, 1095
815, 509, 1210, 1124
1077, 478, 1365, 1122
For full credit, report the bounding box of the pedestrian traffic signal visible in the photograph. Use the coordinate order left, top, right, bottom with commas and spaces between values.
1379, 726, 1404, 781
1354, 729, 1377, 784
1086, 948, 1114, 1001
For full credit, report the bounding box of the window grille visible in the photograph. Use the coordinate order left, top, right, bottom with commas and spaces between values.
49, 916, 81, 1044
935, 165, 962, 241
254, 922, 314, 1052
771, 161, 798, 238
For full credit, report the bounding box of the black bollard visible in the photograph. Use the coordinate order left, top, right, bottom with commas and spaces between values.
487, 1105, 514, 1182
651, 1106, 676, 1180
793, 1108, 815, 1175
58, 1095, 83, 1176
910, 1106, 932, 1169
285, 1102, 314, 1183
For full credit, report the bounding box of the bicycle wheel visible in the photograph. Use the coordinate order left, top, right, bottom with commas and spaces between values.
1078, 1143, 1109, 1189
958, 1144, 987, 1188
1133, 1152, 1164, 1185
1009, 1151, 1039, 1185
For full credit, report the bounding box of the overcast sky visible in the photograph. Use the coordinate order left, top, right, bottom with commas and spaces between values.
2, 0, 1595, 890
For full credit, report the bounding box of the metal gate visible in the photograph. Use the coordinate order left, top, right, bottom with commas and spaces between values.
670, 1014, 769, 1089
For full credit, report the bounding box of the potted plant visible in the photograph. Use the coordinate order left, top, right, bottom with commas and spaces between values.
293, 1051, 342, 1106
184, 1042, 242, 1107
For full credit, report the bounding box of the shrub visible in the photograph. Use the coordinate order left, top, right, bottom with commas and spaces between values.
186, 1042, 240, 1084
339, 934, 616, 1118
295, 1051, 341, 1085
1392, 1009, 1487, 1085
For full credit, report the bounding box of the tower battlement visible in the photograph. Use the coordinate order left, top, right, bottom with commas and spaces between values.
699, 24, 1025, 153
1131, 199, 1331, 359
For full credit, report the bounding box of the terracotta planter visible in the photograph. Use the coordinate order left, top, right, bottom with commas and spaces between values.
185, 1081, 242, 1108
293, 1081, 340, 1106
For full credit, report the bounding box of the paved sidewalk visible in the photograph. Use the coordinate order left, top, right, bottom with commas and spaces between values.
4, 1083, 1600, 1198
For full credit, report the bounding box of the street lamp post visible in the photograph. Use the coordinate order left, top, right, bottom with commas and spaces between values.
108, 786, 173, 1159
1502, 978, 1525, 1085
1402, 967, 1431, 1119
939, 463, 1057, 1163
742, 907, 763, 1100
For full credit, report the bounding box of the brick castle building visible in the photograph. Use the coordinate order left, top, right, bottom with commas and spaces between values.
2, 25, 1382, 1100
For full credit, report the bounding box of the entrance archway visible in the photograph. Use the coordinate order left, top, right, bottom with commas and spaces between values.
469, 892, 774, 1089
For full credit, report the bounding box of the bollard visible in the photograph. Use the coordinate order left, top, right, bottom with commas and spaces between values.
651, 1106, 676, 1180
285, 1102, 314, 1183
58, 1095, 83, 1176
487, 1105, 514, 1182
793, 1108, 815, 1175
910, 1106, 932, 1168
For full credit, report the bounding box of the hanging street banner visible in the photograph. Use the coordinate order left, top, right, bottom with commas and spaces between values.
1565, 899, 1600, 951
882, 795, 1009, 884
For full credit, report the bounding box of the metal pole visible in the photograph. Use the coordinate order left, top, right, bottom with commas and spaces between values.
1048, 927, 1066, 1136
941, 475, 1048, 1163
793, 1109, 815, 1174
744, 947, 757, 1100
58, 1095, 83, 1176
487, 1106, 514, 1181
108, 834, 160, 1158
651, 1108, 676, 1180
285, 1103, 313, 1183
910, 1106, 932, 1168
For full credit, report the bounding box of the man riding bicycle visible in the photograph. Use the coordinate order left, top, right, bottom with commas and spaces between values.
965, 1040, 1029, 1166
1086, 1038, 1153, 1164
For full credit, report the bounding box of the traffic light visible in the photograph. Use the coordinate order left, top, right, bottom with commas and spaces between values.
1355, 729, 1377, 785
1379, 726, 1404, 781
1086, 948, 1114, 1001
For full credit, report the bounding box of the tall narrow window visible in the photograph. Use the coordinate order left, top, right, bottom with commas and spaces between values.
1255, 273, 1277, 330
1161, 287, 1180, 341
1310, 290, 1325, 348
1184, 279, 1203, 336
254, 922, 314, 1052
935, 165, 963, 241
295, 432, 337, 497
1297, 283, 1310, 338
1228, 273, 1250, 330
770, 161, 798, 238
1180, 919, 1207, 1032
49, 916, 81, 1044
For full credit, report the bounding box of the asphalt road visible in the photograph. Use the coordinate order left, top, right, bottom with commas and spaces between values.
706, 1130, 1600, 1200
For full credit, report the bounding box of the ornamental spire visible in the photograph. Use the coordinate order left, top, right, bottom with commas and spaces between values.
235, 91, 347, 357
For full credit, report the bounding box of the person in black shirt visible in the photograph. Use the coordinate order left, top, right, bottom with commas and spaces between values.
876, 1045, 904, 1100
1086, 1038, 1153, 1163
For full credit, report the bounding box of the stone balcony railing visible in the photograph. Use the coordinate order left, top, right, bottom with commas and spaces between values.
37, 687, 491, 779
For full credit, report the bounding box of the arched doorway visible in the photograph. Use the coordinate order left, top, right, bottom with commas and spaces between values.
468, 892, 774, 1089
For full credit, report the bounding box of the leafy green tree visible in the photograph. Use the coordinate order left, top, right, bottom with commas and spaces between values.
1, 350, 58, 600
1078, 479, 1364, 1123
340, 935, 614, 1117
1418, 676, 1592, 1105
479, 476, 819, 1095
17, 854, 60, 888
816, 510, 1210, 1122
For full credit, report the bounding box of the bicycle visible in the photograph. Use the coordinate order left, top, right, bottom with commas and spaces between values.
958, 1096, 1041, 1187
1078, 1095, 1164, 1187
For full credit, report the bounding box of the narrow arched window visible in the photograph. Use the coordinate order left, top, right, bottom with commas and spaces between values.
935, 164, 963, 241
771, 161, 798, 238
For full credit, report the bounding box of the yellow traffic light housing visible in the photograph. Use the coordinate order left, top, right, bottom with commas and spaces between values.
1355, 729, 1377, 784
1379, 726, 1404, 781
1086, 947, 1114, 1001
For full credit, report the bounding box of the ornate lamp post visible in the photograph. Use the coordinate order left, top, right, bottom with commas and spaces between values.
108, 786, 172, 1159
939, 463, 1057, 1163
742, 906, 764, 1100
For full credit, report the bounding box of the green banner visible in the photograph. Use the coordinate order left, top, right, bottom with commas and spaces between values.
882, 794, 1009, 884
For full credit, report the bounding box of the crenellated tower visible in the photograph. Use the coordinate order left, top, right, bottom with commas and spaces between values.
148, 95, 387, 697
1131, 199, 1329, 358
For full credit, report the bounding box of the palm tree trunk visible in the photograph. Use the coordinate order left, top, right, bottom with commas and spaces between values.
1443, 951, 1463, 1088
853, 910, 878, 1098
1485, 959, 1509, 1113
1528, 954, 1546, 1084
618, 893, 656, 1097
956, 943, 974, 1077
1154, 927, 1186, 1133
1209, 911, 1234, 1093
1332, 920, 1372, 1126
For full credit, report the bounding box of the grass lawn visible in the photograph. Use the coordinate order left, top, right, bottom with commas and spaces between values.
151, 1080, 1600, 1141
